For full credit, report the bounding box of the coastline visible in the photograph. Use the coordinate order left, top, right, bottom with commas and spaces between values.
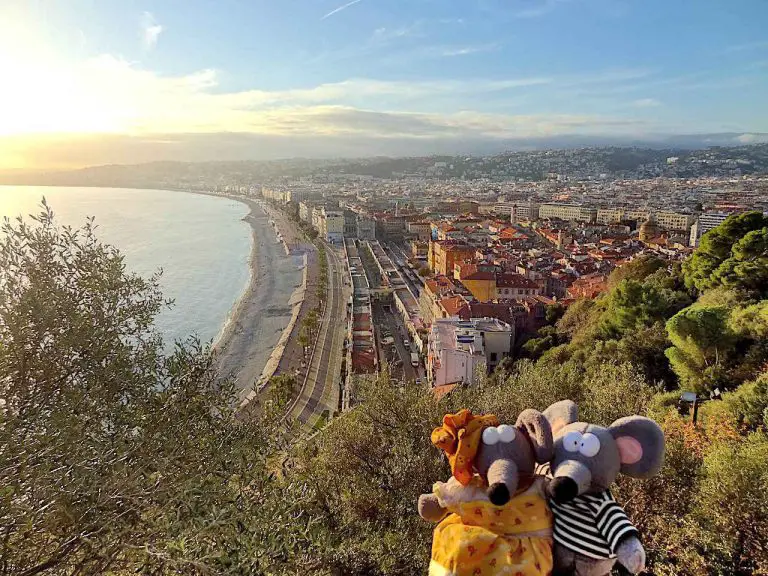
206, 194, 309, 405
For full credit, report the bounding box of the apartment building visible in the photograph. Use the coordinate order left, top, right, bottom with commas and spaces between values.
596, 208, 625, 225
511, 202, 540, 223
690, 212, 731, 247
427, 318, 513, 387
430, 240, 477, 276
356, 217, 376, 240
539, 203, 597, 223
655, 211, 696, 232
407, 221, 433, 241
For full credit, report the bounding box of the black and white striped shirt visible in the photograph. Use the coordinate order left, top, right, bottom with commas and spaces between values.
550, 490, 638, 560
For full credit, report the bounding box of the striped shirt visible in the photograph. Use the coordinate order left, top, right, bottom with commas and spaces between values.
550, 490, 638, 560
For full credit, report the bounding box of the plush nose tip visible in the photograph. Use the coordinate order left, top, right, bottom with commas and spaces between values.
488, 482, 510, 506
550, 476, 579, 503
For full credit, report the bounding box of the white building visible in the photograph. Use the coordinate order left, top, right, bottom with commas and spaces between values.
690, 212, 732, 247
427, 318, 513, 388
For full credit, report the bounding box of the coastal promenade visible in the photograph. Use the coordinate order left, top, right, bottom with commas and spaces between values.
215, 198, 303, 403
288, 242, 347, 426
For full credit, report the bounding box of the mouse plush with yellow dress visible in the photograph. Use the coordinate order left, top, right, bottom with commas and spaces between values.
418, 409, 555, 576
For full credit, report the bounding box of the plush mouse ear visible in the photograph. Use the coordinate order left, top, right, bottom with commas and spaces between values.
608, 416, 665, 479
542, 400, 578, 437
516, 409, 554, 464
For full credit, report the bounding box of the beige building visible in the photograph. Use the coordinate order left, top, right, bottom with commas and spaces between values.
655, 211, 696, 232
596, 208, 625, 225
319, 209, 345, 243
625, 209, 652, 223
539, 203, 596, 223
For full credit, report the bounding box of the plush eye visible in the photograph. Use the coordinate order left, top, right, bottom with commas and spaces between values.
579, 433, 601, 457
497, 424, 516, 443
482, 427, 500, 445
563, 431, 583, 453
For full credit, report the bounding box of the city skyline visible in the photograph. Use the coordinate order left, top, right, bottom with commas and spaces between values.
1, 0, 767, 169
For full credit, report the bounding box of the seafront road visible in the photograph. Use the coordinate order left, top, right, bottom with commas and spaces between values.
289, 241, 347, 425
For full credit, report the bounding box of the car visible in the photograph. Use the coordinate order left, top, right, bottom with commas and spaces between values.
403, 339, 410, 349
415, 378, 423, 386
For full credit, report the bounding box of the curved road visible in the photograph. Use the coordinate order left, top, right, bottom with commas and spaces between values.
290, 241, 345, 424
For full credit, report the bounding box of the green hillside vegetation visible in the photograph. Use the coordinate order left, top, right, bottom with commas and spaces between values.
2, 206, 767, 575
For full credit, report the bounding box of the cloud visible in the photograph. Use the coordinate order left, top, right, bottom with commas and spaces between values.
0, 55, 665, 142
630, 98, 661, 108
141, 12, 163, 50
321, 0, 365, 20
440, 43, 501, 57
735, 133, 768, 144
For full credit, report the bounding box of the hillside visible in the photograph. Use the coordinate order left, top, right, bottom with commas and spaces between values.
1, 207, 767, 575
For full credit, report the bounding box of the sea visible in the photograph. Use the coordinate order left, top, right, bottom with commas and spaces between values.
0, 186, 252, 345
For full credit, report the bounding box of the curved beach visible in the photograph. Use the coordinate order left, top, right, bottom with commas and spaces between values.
214, 197, 304, 401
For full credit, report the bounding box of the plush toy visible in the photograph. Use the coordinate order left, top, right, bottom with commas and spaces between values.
418, 409, 555, 576
541, 401, 665, 576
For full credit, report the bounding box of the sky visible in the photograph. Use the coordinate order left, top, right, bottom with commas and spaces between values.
1, 0, 767, 169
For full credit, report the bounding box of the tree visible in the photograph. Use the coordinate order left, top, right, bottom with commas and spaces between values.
544, 302, 566, 324
711, 227, 768, 297
682, 211, 768, 295
0, 205, 290, 575
665, 306, 736, 393
297, 326, 310, 357
608, 254, 667, 289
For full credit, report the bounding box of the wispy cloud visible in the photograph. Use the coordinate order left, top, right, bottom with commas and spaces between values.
630, 98, 661, 108
441, 43, 501, 57
141, 12, 163, 50
321, 0, 365, 20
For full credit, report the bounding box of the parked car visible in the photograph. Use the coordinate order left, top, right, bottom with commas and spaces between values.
411, 352, 420, 368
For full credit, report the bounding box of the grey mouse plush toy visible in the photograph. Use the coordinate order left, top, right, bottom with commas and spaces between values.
541, 400, 665, 576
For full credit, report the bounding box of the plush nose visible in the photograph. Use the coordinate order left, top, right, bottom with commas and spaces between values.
550, 477, 579, 503
486, 459, 518, 506
550, 460, 592, 503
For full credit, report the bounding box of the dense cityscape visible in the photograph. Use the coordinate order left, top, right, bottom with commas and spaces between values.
137, 142, 766, 421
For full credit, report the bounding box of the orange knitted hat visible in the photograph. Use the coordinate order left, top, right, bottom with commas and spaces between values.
431, 409, 500, 485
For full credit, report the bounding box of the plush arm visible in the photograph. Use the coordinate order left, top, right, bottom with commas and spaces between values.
615, 535, 646, 574
418, 493, 448, 522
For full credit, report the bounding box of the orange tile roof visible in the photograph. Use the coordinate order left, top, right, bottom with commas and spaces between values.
433, 383, 459, 400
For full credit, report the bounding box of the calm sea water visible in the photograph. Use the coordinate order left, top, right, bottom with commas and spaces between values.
0, 186, 252, 345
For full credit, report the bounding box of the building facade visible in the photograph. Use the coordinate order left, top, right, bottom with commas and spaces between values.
539, 203, 597, 223
356, 217, 376, 241
511, 202, 540, 223
690, 212, 731, 247
427, 318, 513, 387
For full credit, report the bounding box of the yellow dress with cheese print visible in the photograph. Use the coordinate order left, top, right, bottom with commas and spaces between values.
429, 476, 553, 576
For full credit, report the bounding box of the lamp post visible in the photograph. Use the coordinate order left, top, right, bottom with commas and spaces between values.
680, 392, 699, 425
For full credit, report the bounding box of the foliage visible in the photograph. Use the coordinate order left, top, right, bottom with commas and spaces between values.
607, 254, 667, 289
687, 432, 768, 574
5, 202, 768, 575
682, 211, 768, 296
0, 205, 292, 575
665, 306, 736, 393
